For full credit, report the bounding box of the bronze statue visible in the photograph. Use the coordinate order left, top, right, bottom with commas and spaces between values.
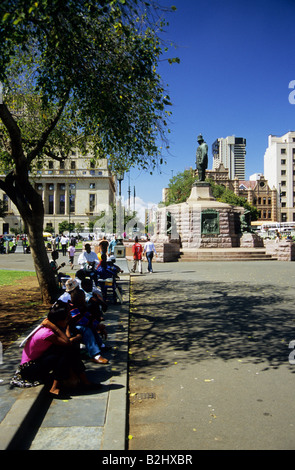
196, 133, 208, 181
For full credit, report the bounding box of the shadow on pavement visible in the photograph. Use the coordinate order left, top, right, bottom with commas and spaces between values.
129, 279, 295, 373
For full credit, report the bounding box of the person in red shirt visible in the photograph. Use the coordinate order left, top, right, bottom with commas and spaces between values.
131, 236, 143, 274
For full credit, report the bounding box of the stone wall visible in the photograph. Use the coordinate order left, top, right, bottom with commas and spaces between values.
264, 239, 295, 261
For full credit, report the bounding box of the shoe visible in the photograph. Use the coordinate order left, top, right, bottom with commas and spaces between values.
90, 356, 109, 364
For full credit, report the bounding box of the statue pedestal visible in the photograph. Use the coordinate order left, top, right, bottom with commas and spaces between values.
240, 232, 264, 248
187, 181, 215, 203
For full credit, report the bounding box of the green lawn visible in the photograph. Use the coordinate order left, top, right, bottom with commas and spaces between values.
0, 270, 36, 286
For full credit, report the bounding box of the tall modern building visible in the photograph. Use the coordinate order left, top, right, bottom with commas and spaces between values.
264, 131, 295, 222
212, 136, 246, 180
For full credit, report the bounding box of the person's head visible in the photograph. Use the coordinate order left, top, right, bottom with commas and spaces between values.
108, 255, 116, 264
65, 278, 79, 293
85, 243, 91, 253
81, 278, 93, 293
70, 288, 86, 309
134, 236, 138, 243
48, 301, 70, 327
51, 250, 59, 261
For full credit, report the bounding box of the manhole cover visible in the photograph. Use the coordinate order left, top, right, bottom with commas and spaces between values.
135, 392, 156, 400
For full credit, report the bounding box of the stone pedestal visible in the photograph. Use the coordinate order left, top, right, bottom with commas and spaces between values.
240, 232, 264, 248
155, 182, 242, 250
187, 181, 215, 202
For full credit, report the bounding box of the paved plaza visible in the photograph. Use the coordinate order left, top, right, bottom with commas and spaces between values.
1, 252, 295, 450
128, 260, 295, 450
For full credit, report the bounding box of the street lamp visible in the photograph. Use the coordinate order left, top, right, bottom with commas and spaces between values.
117, 171, 124, 197
117, 172, 124, 236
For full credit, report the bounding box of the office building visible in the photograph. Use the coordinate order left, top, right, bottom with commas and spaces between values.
264, 131, 295, 222
212, 136, 246, 180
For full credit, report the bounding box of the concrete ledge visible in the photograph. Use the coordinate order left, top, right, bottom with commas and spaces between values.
0, 386, 46, 450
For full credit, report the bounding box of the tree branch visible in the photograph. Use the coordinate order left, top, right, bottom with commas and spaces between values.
27, 94, 69, 165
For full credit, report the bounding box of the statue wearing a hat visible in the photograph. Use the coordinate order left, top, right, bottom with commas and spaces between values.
196, 133, 208, 181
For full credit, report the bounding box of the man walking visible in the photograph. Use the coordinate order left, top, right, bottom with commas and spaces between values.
131, 236, 143, 274
143, 237, 157, 273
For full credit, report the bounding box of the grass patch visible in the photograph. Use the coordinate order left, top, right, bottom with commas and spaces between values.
0, 270, 36, 286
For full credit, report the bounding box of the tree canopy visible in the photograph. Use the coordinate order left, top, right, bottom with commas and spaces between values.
0, 0, 177, 174
0, 0, 178, 302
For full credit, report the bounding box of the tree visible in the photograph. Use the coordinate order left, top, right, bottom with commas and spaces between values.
0, 0, 178, 302
164, 168, 197, 205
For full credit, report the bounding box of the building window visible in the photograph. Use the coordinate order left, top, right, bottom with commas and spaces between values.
49, 161, 54, 169
71, 161, 76, 170
3, 194, 8, 212
90, 183, 95, 189
69, 194, 75, 213
268, 198, 271, 205
281, 170, 286, 175
60, 160, 65, 169
281, 148, 286, 154
59, 195, 65, 214
48, 195, 54, 214
281, 181, 286, 186
89, 194, 96, 212
281, 159, 286, 164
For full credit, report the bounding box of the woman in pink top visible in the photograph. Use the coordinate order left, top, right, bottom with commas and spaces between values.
14, 301, 97, 398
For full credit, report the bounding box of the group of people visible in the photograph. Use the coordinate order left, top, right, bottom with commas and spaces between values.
10, 265, 117, 398
131, 237, 157, 274
10, 239, 126, 398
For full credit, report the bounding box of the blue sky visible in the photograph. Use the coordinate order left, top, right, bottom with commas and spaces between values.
122, 0, 295, 218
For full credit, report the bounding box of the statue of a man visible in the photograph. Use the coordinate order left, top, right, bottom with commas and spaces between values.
196, 133, 208, 181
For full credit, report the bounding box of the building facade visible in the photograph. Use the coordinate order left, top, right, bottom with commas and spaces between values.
0, 152, 116, 235
264, 131, 295, 222
206, 165, 277, 223
212, 136, 246, 180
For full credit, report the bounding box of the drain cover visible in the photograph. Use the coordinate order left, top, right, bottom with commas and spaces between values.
135, 392, 156, 400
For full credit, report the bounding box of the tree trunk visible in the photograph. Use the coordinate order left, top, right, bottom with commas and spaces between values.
26, 221, 58, 305
2, 172, 58, 304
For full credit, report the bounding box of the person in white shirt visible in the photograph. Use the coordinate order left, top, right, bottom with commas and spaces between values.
77, 243, 100, 284
143, 238, 157, 273
60, 234, 69, 256
78, 243, 99, 269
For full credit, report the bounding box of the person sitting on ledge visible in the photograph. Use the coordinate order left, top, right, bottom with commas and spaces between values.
69, 288, 109, 364
11, 301, 99, 398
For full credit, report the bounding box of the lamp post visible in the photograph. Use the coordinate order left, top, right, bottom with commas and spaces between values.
117, 172, 124, 236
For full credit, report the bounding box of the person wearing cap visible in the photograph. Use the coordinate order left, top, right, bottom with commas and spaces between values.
107, 255, 124, 277
58, 278, 80, 303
